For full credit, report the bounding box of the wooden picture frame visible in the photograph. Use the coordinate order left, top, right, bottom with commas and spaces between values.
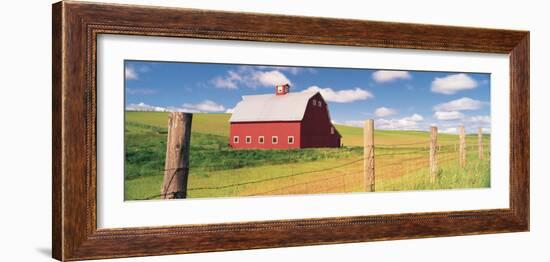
52, 1, 529, 261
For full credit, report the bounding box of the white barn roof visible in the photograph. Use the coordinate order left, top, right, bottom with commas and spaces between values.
229, 91, 318, 122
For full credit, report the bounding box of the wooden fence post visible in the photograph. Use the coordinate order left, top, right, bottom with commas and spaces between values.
478, 128, 484, 160
459, 125, 466, 168
364, 119, 375, 192
162, 112, 193, 199
429, 126, 438, 183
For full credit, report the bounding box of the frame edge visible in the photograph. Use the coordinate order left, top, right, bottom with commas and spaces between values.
52, 1, 64, 261
509, 33, 530, 230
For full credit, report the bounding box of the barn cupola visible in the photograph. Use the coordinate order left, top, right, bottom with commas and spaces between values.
275, 84, 290, 96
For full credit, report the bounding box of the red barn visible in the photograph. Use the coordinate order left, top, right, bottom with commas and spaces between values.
229, 84, 341, 149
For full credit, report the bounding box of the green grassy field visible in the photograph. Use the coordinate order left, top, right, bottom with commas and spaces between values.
124, 111, 490, 200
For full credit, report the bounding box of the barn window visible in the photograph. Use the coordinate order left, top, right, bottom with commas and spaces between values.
272, 136, 278, 144
330, 127, 335, 135
288, 136, 294, 144
258, 136, 264, 144
245, 136, 252, 144
233, 136, 239, 143
312, 99, 317, 106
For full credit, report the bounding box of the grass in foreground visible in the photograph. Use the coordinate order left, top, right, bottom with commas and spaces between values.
376, 151, 490, 192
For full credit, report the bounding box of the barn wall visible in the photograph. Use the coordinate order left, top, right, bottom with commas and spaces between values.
300, 93, 341, 148
229, 121, 301, 149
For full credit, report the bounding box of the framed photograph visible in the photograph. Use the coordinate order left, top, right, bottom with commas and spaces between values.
52, 1, 529, 261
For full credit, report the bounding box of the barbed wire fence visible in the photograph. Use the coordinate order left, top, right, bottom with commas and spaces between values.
130, 115, 490, 200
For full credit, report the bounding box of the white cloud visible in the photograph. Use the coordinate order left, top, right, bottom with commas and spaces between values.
251, 70, 291, 87
334, 120, 364, 128
210, 67, 291, 89
211, 77, 237, 89
431, 73, 478, 94
466, 115, 491, 125
464, 115, 491, 133
434, 111, 464, 121
182, 100, 225, 112
126, 88, 157, 95
408, 114, 424, 121
302, 86, 373, 103
432, 114, 491, 134
335, 113, 425, 130
254, 66, 313, 75
166, 107, 202, 113
225, 107, 235, 114
125, 67, 138, 80
210, 70, 241, 89
374, 107, 397, 117
126, 102, 166, 112
440, 127, 458, 134
438, 124, 490, 134
126, 100, 228, 113
372, 70, 411, 83
433, 97, 485, 111
376, 114, 424, 130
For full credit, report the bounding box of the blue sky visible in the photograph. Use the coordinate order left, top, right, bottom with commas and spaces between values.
125, 60, 490, 134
